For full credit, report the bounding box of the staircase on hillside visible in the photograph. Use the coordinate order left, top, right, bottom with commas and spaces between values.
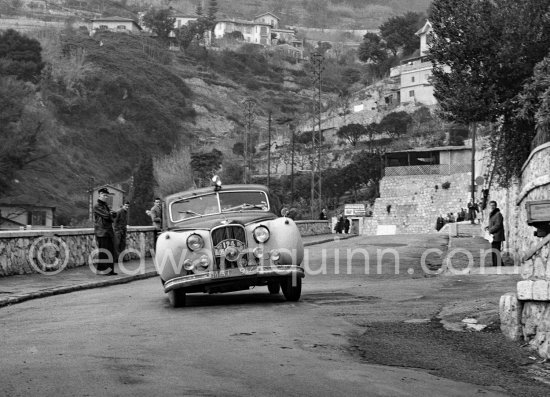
364, 172, 474, 235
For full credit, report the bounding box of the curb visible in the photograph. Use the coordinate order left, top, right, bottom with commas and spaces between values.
0, 234, 356, 309
0, 271, 159, 309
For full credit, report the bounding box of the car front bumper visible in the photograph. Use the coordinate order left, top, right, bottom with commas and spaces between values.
163, 265, 305, 293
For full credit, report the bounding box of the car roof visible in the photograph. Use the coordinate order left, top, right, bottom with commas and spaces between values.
164, 184, 269, 202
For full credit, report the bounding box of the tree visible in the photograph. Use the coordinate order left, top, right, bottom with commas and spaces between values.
379, 12, 425, 56
130, 155, 157, 226
0, 29, 44, 83
377, 111, 412, 139
517, 57, 550, 136
428, 0, 550, 185
225, 31, 244, 41
154, 146, 194, 196
428, 0, 499, 124
336, 123, 367, 146
142, 8, 176, 44
0, 77, 43, 194
175, 24, 196, 50
358, 32, 387, 64
191, 149, 224, 186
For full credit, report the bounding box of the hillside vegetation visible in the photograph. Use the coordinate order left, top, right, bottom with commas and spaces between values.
153, 0, 431, 29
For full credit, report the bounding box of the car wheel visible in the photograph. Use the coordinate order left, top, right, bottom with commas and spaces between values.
267, 280, 280, 294
168, 289, 186, 308
281, 276, 301, 301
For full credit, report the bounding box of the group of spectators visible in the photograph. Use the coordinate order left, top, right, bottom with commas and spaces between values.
435, 198, 482, 231
319, 208, 351, 234
93, 187, 162, 275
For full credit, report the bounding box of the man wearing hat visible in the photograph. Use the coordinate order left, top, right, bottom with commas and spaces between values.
93, 187, 117, 275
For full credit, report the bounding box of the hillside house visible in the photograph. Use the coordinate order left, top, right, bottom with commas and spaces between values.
214, 18, 272, 45
253, 12, 280, 28
383, 146, 471, 177
91, 17, 142, 34
173, 13, 198, 29
389, 20, 446, 106
0, 203, 55, 230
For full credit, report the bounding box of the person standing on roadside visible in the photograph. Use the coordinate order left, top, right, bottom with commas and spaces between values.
146, 197, 163, 247
485, 200, 505, 266
468, 198, 478, 225
114, 201, 130, 262
93, 188, 117, 275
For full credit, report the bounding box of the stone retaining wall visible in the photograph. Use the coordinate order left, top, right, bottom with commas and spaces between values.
365, 172, 472, 234
295, 220, 331, 236
0, 227, 156, 277
498, 142, 550, 358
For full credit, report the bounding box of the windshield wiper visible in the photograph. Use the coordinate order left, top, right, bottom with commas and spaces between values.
222, 203, 265, 212
179, 210, 202, 216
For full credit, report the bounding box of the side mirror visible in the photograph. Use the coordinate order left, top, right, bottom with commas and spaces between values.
281, 207, 289, 217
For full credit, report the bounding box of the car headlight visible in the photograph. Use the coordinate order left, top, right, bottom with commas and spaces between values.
187, 234, 204, 251
253, 226, 270, 243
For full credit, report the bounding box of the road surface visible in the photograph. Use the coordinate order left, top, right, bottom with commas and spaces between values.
1, 234, 549, 396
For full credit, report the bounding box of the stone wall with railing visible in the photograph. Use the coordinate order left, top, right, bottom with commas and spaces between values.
0, 227, 156, 277
498, 142, 550, 358
383, 164, 471, 177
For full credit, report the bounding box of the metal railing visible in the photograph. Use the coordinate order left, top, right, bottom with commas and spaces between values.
383, 164, 471, 177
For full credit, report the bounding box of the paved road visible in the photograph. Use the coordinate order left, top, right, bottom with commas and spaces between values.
0, 234, 548, 396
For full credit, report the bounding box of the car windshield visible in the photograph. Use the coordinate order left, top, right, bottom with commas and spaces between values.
170, 190, 269, 222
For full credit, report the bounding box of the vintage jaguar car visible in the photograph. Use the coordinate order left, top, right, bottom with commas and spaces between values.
154, 177, 305, 307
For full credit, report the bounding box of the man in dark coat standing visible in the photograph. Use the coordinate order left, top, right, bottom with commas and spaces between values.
486, 200, 505, 266
93, 188, 117, 275
468, 198, 478, 224
114, 201, 129, 262
343, 216, 350, 234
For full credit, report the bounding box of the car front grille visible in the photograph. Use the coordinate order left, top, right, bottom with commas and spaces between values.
211, 225, 252, 270
211, 225, 246, 246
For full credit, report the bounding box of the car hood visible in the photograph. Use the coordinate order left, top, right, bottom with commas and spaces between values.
167, 211, 278, 231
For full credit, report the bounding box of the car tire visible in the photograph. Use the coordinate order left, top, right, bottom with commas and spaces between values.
168, 289, 186, 308
267, 280, 280, 294
281, 276, 301, 301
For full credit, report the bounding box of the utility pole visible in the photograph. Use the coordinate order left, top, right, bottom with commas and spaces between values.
88, 176, 95, 221
310, 51, 324, 219
267, 111, 272, 189
471, 123, 477, 204
242, 98, 256, 184
291, 125, 295, 206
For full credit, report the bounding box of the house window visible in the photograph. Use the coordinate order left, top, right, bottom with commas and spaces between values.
260, 26, 267, 35
177, 20, 181, 28
411, 76, 415, 82
99, 25, 108, 30
31, 211, 47, 226
409, 90, 415, 97
117, 25, 126, 29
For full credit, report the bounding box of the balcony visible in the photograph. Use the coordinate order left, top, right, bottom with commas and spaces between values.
383, 164, 471, 177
